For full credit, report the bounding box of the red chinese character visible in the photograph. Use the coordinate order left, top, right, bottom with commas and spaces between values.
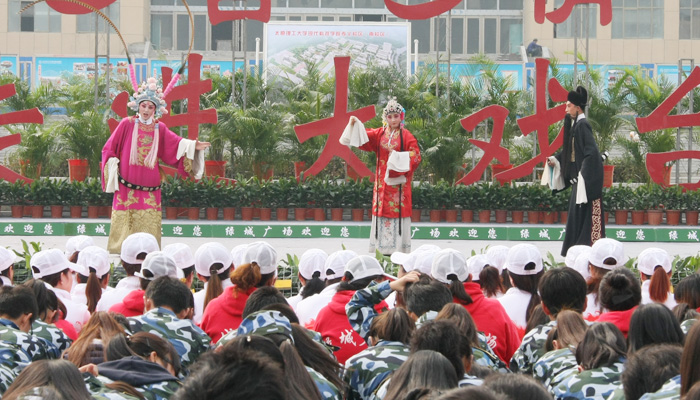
0, 83, 43, 183
456, 105, 511, 186
207, 0, 270, 25
46, 0, 115, 14
294, 57, 376, 179
637, 66, 700, 190
534, 0, 612, 26
384, 0, 461, 20
494, 58, 569, 184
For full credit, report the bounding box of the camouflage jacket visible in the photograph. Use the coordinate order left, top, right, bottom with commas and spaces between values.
308, 366, 342, 400
96, 375, 182, 400
510, 321, 556, 374
552, 359, 626, 400
639, 375, 681, 400
83, 373, 141, 400
533, 348, 578, 389
31, 319, 72, 354
0, 318, 59, 363
0, 344, 19, 395
128, 307, 211, 371
680, 318, 697, 335
343, 340, 410, 400
474, 332, 510, 373
346, 281, 392, 344
458, 373, 484, 387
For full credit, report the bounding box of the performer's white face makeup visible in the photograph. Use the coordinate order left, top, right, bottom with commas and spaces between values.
565, 101, 580, 118
386, 112, 401, 129
139, 101, 156, 121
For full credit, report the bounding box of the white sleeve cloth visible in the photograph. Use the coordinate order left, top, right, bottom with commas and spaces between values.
384, 151, 410, 185
177, 139, 205, 180
104, 157, 120, 193
340, 117, 369, 147
576, 172, 588, 204
541, 156, 565, 191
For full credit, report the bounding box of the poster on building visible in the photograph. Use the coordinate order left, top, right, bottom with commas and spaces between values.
35, 57, 129, 86
264, 22, 410, 85
0, 56, 17, 76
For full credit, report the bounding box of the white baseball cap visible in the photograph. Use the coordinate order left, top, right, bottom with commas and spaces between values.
324, 250, 358, 280
0, 247, 18, 273
298, 249, 328, 280
230, 244, 249, 269
467, 254, 491, 282
573, 250, 592, 281
31, 248, 87, 278
76, 246, 111, 277
244, 241, 278, 275
194, 242, 233, 277
505, 244, 543, 276
431, 249, 469, 284
135, 251, 179, 280
636, 247, 672, 276
486, 245, 509, 273
589, 238, 626, 270
163, 243, 195, 272
345, 255, 393, 283
411, 251, 437, 276
565, 245, 591, 269
390, 244, 441, 271
120, 232, 159, 264
64, 235, 95, 258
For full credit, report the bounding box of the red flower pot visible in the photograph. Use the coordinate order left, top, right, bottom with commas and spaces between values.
68, 159, 89, 182
10, 206, 23, 219
429, 210, 441, 222
543, 211, 557, 224
70, 206, 82, 218
351, 209, 364, 221
686, 210, 699, 226
206, 207, 219, 220
187, 207, 200, 220
223, 207, 236, 220
87, 206, 99, 219
241, 207, 254, 221
461, 210, 473, 223
50, 205, 63, 218
631, 210, 645, 225
495, 209, 507, 223
665, 210, 681, 226
478, 210, 491, 223
259, 208, 272, 221
331, 208, 344, 221
294, 208, 306, 221
313, 208, 326, 221
527, 211, 540, 224
411, 209, 422, 222
445, 209, 458, 223
614, 210, 628, 225
166, 207, 179, 220
276, 208, 289, 221
511, 210, 524, 224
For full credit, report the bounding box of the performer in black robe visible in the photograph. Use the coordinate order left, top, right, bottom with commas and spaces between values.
547, 86, 605, 256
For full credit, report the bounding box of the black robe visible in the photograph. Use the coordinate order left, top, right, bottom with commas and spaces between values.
554, 115, 605, 256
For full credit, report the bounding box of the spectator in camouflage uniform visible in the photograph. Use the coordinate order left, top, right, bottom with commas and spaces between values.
2, 359, 93, 400
620, 344, 682, 400
128, 276, 211, 373
532, 310, 588, 390
24, 279, 72, 354
0, 285, 59, 367
0, 343, 20, 395
64, 311, 126, 367
552, 322, 627, 400
511, 267, 587, 374
483, 373, 551, 400
627, 303, 684, 355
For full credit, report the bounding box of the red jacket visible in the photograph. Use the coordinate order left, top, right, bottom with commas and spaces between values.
55, 318, 78, 341
597, 306, 638, 337
109, 290, 145, 318
314, 290, 387, 365
200, 286, 256, 343
458, 282, 521, 363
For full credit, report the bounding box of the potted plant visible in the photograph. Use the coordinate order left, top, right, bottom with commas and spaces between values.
274, 178, 295, 221
522, 184, 542, 224
180, 178, 202, 220
663, 185, 683, 226
493, 184, 511, 223
47, 179, 68, 218
4, 180, 28, 218
257, 179, 275, 221
162, 176, 185, 220
220, 182, 239, 220
327, 180, 345, 221
235, 177, 258, 221
454, 184, 475, 223
57, 110, 109, 181
289, 179, 309, 221
199, 178, 222, 220
411, 182, 425, 223
685, 189, 700, 226
643, 185, 664, 226
67, 180, 87, 218
509, 185, 526, 224
344, 178, 369, 222
540, 187, 558, 224
85, 178, 104, 218
475, 183, 495, 224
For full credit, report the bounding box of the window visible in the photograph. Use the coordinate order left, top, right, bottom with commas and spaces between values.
680, 0, 700, 39
9, 0, 61, 32
151, 14, 173, 50
355, 0, 383, 8
77, 3, 120, 33
289, 0, 319, 7
553, 0, 597, 38
321, 0, 350, 8
500, 18, 522, 55
611, 0, 663, 38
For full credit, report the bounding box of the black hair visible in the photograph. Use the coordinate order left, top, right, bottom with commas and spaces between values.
483, 373, 551, 400
121, 252, 148, 276
627, 303, 684, 354
337, 273, 381, 292
403, 275, 453, 318
622, 344, 683, 400
300, 271, 326, 299
22, 279, 57, 322
673, 302, 700, 323
35, 268, 69, 288
2, 359, 92, 400
145, 276, 191, 314
410, 319, 465, 378
437, 386, 505, 400
538, 267, 587, 316
510, 270, 544, 323
0, 286, 38, 323
576, 322, 627, 370
181, 265, 195, 281
675, 274, 700, 309
599, 267, 641, 311
479, 266, 506, 298
384, 350, 459, 400
525, 304, 550, 335
242, 286, 289, 319
369, 307, 415, 345
289, 323, 345, 391
105, 332, 181, 377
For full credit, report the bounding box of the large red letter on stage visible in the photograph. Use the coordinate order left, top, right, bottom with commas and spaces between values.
534, 0, 612, 26
0, 83, 43, 183
384, 0, 461, 20
208, 0, 271, 25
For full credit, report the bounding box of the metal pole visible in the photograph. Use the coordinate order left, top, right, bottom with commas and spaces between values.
585, 4, 590, 87
413, 39, 418, 75
105, 7, 110, 106
435, 16, 439, 100
94, 13, 99, 108
242, 0, 247, 110
447, 9, 451, 108
232, 19, 236, 105
255, 37, 261, 75
573, 6, 578, 85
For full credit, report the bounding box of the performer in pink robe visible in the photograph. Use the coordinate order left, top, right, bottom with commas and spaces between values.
101, 77, 209, 253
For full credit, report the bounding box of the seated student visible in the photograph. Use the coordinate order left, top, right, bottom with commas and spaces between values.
110, 251, 179, 317
486, 245, 511, 292
0, 286, 60, 364
619, 344, 682, 400
511, 266, 587, 374
128, 276, 211, 372
564, 245, 591, 281
64, 235, 94, 263
72, 245, 112, 313
483, 373, 551, 400
22, 280, 73, 353
674, 303, 700, 336
287, 249, 328, 310
383, 350, 459, 400
552, 322, 627, 400
0, 247, 16, 286
296, 249, 357, 328
532, 310, 588, 390
192, 242, 234, 325
344, 307, 414, 400
431, 248, 520, 363
627, 303, 684, 355
597, 267, 641, 337
97, 232, 160, 312
3, 359, 93, 400
674, 274, 700, 334
163, 243, 196, 289
30, 248, 90, 333
200, 241, 278, 343
637, 248, 677, 309
584, 238, 626, 319
677, 322, 700, 398
64, 311, 126, 367
314, 255, 391, 364
468, 254, 505, 299
172, 340, 287, 400
498, 244, 544, 335
83, 332, 182, 400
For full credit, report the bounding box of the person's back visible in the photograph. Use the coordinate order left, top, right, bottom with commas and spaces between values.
527, 39, 542, 57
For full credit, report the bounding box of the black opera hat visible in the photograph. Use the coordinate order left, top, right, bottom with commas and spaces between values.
567, 86, 588, 108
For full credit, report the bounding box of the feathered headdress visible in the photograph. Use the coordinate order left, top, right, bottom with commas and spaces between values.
127, 77, 168, 119
382, 97, 405, 128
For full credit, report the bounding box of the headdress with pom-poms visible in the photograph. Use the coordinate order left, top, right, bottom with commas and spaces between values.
127, 77, 169, 119
382, 97, 405, 128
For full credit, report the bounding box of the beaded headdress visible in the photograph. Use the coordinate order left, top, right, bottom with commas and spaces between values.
127, 77, 169, 119
382, 98, 405, 128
